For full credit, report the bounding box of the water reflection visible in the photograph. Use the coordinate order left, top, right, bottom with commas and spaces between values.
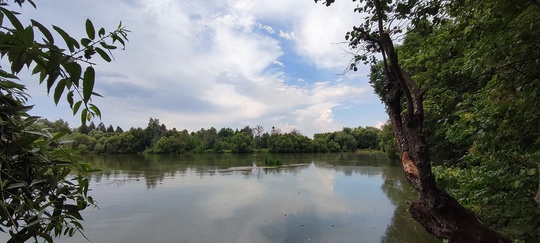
55, 153, 440, 243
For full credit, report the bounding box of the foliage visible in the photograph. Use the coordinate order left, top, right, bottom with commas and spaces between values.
378, 121, 398, 162
0, 89, 98, 241
270, 132, 313, 153
259, 157, 282, 167
369, 0, 540, 240
49, 118, 384, 155
0, 0, 128, 241
433, 152, 540, 241
230, 132, 252, 153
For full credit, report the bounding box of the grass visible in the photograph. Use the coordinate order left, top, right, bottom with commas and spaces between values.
258, 157, 282, 167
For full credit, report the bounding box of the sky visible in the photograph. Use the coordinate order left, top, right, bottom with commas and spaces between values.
15, 0, 387, 137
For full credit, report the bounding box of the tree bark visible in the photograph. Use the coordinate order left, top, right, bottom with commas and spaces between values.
372, 1, 510, 242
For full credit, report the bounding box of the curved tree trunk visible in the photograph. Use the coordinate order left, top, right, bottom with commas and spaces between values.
370, 1, 510, 242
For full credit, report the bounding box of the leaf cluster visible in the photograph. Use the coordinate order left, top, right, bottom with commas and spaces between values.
1, 1, 128, 241
0, 2, 129, 124
0, 82, 99, 242
371, 0, 540, 240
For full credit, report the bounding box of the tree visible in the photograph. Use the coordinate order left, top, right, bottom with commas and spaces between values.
0, 0, 128, 241
230, 132, 252, 153
144, 118, 166, 149
390, 0, 540, 239
78, 122, 89, 135
334, 131, 357, 152
378, 122, 398, 162
36, 118, 71, 133
96, 122, 106, 133
88, 121, 96, 132
239, 125, 253, 137
317, 0, 510, 241
253, 124, 265, 150
352, 126, 380, 150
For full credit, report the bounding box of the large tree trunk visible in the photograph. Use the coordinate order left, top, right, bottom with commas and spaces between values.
372, 2, 510, 242
382, 39, 510, 242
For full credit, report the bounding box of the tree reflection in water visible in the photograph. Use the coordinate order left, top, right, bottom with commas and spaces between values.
83, 153, 439, 242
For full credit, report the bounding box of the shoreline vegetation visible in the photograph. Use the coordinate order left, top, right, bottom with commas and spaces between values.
37, 117, 395, 158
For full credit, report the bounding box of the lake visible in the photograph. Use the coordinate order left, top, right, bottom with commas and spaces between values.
55, 153, 440, 243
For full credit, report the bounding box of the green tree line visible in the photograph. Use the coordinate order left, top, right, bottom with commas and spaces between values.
35, 117, 384, 155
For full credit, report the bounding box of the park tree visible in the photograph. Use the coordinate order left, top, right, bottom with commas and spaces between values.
317, 0, 517, 241
0, 0, 128, 241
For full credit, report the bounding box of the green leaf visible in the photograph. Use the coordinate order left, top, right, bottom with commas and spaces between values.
53, 78, 66, 105
82, 66, 95, 103
6, 182, 27, 189
95, 47, 111, 62
80, 38, 91, 47
63, 62, 81, 87
112, 35, 125, 46
53, 25, 78, 53
31, 19, 54, 44
52, 132, 68, 142
81, 108, 88, 124
85, 19, 95, 40
100, 41, 117, 50
73, 100, 82, 115
67, 91, 74, 107
0, 69, 19, 79
91, 91, 103, 98
21, 26, 34, 46
98, 27, 105, 37
89, 104, 101, 118
0, 7, 23, 30
46, 71, 60, 93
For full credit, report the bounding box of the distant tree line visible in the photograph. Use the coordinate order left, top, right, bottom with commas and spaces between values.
36, 117, 384, 154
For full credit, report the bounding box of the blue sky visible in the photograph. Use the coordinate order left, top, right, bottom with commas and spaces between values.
15, 0, 387, 137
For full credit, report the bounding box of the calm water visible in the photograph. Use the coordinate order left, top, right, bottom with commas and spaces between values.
53, 153, 439, 243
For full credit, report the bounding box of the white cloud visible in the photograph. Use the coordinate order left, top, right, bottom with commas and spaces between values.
318, 109, 334, 123
279, 30, 298, 40
258, 23, 275, 34
16, 0, 386, 135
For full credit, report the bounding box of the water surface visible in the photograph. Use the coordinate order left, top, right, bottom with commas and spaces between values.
55, 153, 440, 243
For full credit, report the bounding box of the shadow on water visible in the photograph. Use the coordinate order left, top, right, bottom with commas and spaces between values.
80, 153, 440, 242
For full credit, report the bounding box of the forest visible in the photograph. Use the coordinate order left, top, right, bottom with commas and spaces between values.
35, 117, 384, 155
